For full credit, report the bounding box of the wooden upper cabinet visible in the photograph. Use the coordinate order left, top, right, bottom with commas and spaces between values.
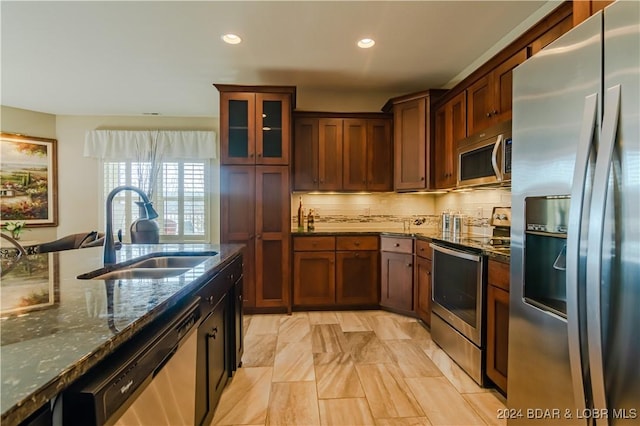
293, 118, 319, 191
342, 119, 367, 190
318, 118, 343, 191
434, 91, 466, 189
467, 49, 527, 135
216, 85, 295, 165
393, 98, 426, 190
573, 0, 614, 27
367, 119, 393, 191
530, 13, 573, 56
388, 90, 444, 191
293, 113, 392, 192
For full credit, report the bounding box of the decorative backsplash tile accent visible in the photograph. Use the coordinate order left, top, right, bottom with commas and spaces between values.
291, 188, 511, 235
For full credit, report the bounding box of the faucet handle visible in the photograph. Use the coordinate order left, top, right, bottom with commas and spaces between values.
117, 229, 123, 243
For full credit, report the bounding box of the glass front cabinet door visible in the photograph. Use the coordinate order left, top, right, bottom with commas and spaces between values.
217, 86, 294, 165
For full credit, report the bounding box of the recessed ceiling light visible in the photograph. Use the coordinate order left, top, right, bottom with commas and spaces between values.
357, 38, 375, 49
222, 34, 242, 45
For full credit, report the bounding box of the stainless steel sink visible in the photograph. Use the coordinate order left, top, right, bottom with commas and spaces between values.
89, 267, 191, 280
77, 252, 218, 280
128, 255, 212, 269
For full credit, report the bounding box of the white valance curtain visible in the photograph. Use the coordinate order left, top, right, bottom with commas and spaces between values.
84, 130, 217, 160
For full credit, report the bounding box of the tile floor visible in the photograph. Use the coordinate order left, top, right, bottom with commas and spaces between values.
211, 310, 507, 426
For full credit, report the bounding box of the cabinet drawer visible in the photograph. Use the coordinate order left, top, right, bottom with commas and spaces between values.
293, 236, 336, 251
488, 259, 510, 292
415, 239, 433, 260
336, 236, 378, 251
381, 237, 413, 254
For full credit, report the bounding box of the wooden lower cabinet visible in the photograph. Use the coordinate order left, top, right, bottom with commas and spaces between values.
221, 165, 290, 311
293, 251, 336, 306
380, 251, 414, 313
336, 251, 379, 305
486, 259, 510, 394
292, 235, 379, 308
414, 239, 433, 326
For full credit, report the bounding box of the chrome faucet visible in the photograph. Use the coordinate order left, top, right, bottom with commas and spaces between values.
104, 185, 158, 265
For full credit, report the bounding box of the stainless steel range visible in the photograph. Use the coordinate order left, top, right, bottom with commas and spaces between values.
430, 239, 487, 385
430, 207, 511, 386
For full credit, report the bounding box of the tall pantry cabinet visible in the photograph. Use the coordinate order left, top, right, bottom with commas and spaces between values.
216, 85, 295, 312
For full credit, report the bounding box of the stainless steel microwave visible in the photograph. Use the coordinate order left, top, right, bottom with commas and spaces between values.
457, 120, 512, 187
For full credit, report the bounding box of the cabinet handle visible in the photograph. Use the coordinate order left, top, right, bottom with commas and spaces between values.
208, 327, 218, 339
354, 241, 360, 246
257, 153, 262, 157
420, 176, 425, 181
420, 247, 424, 251
320, 179, 324, 184
208, 295, 215, 305
313, 179, 317, 184
492, 110, 498, 115
230, 274, 235, 282
354, 253, 360, 258
394, 243, 400, 247
250, 153, 254, 158
239, 294, 243, 302
486, 112, 492, 118
256, 234, 262, 239
407, 263, 413, 267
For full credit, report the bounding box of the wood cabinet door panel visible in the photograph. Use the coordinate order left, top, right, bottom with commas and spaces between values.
467, 75, 493, 136
255, 93, 290, 165
293, 251, 336, 306
256, 238, 289, 307
318, 118, 343, 190
394, 98, 426, 190
488, 259, 510, 292
367, 119, 393, 191
493, 49, 527, 124
293, 118, 319, 191
342, 119, 368, 190
220, 92, 256, 165
433, 105, 448, 189
221, 166, 255, 241
415, 256, 432, 325
530, 14, 573, 56
336, 251, 379, 305
256, 166, 288, 234
380, 251, 413, 311
255, 166, 290, 308
487, 285, 509, 393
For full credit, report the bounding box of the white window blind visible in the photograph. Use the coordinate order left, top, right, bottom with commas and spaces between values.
102, 160, 209, 242
85, 130, 216, 243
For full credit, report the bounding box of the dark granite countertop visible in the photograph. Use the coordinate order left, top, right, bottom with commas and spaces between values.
291, 227, 510, 262
0, 243, 243, 426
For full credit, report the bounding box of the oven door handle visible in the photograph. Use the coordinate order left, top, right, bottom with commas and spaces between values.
430, 243, 481, 262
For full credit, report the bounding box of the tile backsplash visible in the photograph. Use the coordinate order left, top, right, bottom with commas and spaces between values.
291, 188, 511, 236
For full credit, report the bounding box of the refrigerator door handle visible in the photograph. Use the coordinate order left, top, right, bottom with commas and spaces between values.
491, 134, 504, 182
586, 84, 621, 423
566, 92, 599, 412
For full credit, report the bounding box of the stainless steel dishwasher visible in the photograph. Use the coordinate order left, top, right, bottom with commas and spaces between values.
63, 297, 201, 426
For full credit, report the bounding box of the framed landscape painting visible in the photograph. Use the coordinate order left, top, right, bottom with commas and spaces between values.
0, 133, 58, 227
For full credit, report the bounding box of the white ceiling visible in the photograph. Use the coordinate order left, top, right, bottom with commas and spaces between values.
1, 1, 555, 117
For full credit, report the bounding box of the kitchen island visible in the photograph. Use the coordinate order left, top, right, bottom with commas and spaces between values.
0, 243, 244, 426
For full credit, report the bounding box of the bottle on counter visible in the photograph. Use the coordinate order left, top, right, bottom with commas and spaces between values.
297, 197, 304, 230
307, 208, 315, 231
441, 210, 451, 235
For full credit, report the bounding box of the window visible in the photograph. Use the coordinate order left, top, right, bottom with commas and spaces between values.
102, 160, 209, 242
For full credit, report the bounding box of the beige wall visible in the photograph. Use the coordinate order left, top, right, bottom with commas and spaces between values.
296, 89, 398, 112
1, 106, 58, 242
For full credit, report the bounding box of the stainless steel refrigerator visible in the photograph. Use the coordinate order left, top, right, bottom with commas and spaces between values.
509, 1, 639, 425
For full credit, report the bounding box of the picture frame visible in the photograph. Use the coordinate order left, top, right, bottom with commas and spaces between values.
0, 133, 58, 227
